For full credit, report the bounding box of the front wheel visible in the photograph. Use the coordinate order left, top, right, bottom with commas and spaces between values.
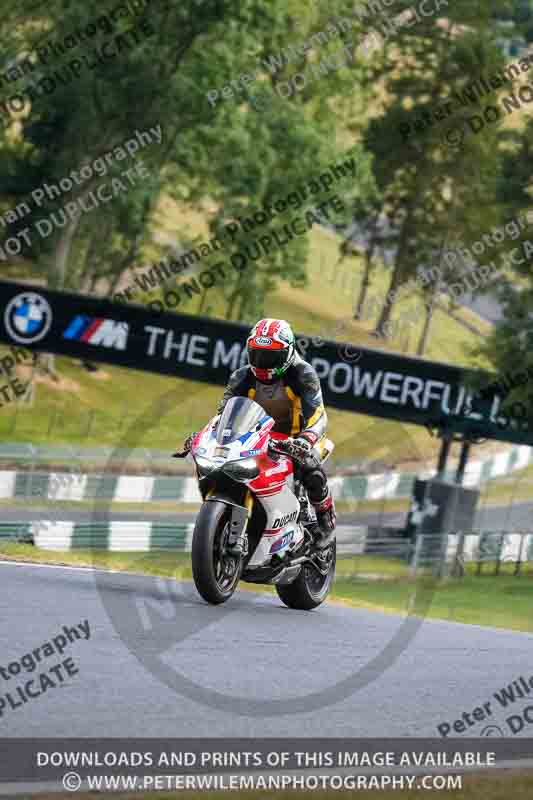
192, 500, 242, 604
276, 540, 336, 610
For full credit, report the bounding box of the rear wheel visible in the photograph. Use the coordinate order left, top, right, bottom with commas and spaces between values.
276, 540, 336, 610
192, 501, 242, 604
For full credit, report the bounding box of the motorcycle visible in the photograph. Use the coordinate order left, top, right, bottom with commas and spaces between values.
176, 396, 336, 608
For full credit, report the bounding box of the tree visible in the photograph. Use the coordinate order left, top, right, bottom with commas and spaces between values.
356, 1, 508, 341
476, 115, 533, 421
0, 0, 376, 322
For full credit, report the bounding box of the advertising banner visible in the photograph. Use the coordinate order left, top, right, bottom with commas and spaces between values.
1, 280, 531, 444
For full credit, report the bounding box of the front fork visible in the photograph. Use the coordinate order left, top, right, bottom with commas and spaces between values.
226, 490, 254, 556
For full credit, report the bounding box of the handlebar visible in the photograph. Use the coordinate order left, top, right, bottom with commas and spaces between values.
172, 448, 190, 459
268, 438, 292, 454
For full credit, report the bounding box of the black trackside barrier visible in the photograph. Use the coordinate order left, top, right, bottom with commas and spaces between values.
405, 479, 480, 557
1, 279, 532, 445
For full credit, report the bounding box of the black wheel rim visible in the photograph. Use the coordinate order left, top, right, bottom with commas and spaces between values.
213, 518, 240, 594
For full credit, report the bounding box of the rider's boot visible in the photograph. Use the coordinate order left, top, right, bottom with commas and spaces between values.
310, 490, 336, 550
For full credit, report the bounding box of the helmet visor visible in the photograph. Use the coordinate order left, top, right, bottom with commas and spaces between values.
248, 347, 287, 371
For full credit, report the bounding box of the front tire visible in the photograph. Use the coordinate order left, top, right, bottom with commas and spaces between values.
192, 500, 242, 604
276, 540, 336, 610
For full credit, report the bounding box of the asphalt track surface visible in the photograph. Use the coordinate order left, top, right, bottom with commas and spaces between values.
2, 556, 533, 739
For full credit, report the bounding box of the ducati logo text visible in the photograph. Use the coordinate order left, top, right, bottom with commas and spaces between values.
272, 511, 298, 528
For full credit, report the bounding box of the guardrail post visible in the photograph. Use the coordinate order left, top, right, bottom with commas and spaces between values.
27, 443, 36, 504
476, 533, 483, 576
516, 532, 526, 577
435, 531, 449, 578
436, 435, 452, 478
452, 531, 466, 577
495, 531, 504, 576
455, 441, 471, 485
410, 533, 424, 578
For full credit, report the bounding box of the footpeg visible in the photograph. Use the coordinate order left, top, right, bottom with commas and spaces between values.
314, 530, 336, 551
308, 522, 335, 551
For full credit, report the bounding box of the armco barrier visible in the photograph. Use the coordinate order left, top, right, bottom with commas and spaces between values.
0, 522, 192, 550
0, 522, 374, 554
1, 524, 531, 571
0, 440, 531, 505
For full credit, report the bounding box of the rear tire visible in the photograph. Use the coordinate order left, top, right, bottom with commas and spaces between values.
276, 540, 336, 610
192, 500, 242, 605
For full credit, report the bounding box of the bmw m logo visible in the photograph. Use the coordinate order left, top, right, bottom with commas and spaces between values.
4, 292, 53, 345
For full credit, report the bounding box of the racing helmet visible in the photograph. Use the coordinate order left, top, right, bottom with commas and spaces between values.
247, 318, 296, 383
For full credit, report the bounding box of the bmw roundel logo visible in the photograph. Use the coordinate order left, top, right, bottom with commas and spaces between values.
4, 292, 53, 344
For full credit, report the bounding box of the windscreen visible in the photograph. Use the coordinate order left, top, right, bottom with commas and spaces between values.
216, 397, 267, 444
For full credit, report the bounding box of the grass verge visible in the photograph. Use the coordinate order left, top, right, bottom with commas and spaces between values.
2, 544, 532, 633
0, 220, 493, 468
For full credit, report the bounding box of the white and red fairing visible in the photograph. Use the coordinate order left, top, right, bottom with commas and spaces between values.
190, 416, 305, 567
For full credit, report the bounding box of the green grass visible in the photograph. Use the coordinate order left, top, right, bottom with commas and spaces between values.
475, 463, 533, 508
0, 211, 494, 469
155, 200, 492, 369
0, 499, 200, 513
2, 544, 532, 633
0, 343, 504, 470
0, 350, 450, 468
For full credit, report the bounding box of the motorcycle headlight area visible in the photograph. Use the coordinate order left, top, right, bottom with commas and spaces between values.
194, 455, 218, 474
222, 457, 260, 481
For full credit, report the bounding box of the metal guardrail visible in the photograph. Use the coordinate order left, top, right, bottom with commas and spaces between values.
1, 524, 531, 577
0, 443, 179, 476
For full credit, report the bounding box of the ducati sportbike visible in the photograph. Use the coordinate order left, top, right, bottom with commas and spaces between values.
177, 396, 336, 608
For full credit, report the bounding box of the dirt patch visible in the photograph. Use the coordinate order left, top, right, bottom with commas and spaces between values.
17, 365, 82, 393
88, 369, 111, 381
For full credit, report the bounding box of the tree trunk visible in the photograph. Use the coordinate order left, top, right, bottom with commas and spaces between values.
416, 237, 446, 356
374, 199, 416, 338
197, 286, 210, 314
235, 283, 251, 321
416, 296, 435, 357
354, 212, 380, 320
374, 260, 402, 337
50, 183, 90, 290
225, 287, 240, 320
354, 241, 375, 320
20, 352, 59, 405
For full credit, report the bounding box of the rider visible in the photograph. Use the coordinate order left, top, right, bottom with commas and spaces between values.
183, 318, 336, 548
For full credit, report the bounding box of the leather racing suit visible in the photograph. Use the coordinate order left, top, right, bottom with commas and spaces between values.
216, 351, 335, 536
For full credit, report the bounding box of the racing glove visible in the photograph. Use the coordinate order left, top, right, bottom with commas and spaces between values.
172, 431, 198, 458
276, 431, 318, 463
